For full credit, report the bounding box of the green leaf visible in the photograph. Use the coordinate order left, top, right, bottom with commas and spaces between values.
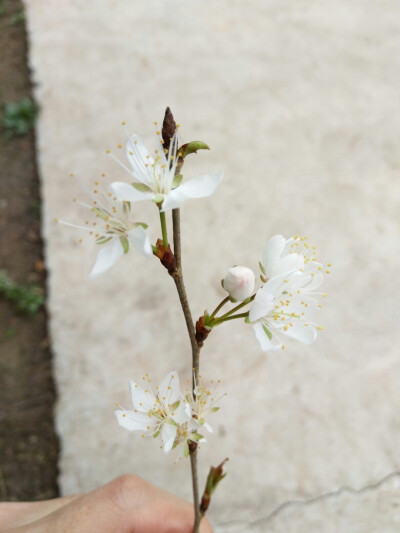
0, 269, 44, 316
120, 236, 129, 254
180, 141, 210, 159
3, 98, 38, 138
0, 0, 9, 16
262, 325, 272, 340
171, 173, 183, 189
132, 182, 152, 192
10, 7, 24, 25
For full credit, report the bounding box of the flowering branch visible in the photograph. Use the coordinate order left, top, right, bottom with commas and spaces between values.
63, 104, 330, 533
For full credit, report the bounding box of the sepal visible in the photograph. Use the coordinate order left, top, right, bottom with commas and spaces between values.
171, 173, 183, 189
132, 182, 153, 192
120, 235, 129, 254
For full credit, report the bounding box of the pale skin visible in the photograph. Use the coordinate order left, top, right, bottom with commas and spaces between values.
0, 475, 213, 533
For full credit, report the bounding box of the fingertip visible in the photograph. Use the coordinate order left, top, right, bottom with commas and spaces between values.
199, 515, 215, 533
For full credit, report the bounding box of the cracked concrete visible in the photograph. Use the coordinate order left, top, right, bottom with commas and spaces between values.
24, 0, 400, 530
216, 472, 400, 532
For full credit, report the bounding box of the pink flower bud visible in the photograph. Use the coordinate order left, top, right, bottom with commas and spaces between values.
222, 266, 255, 301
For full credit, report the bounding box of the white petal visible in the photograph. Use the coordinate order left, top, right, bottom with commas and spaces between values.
89, 238, 124, 279
177, 170, 223, 198
262, 235, 286, 277
162, 423, 177, 454
301, 272, 324, 291
262, 235, 304, 278
172, 400, 191, 425
161, 171, 223, 211
129, 380, 156, 412
277, 253, 304, 276
160, 188, 186, 211
203, 422, 213, 433
253, 322, 282, 351
263, 272, 290, 295
249, 287, 274, 322
188, 418, 202, 432
109, 181, 154, 203
158, 370, 180, 407
128, 226, 152, 257
126, 134, 155, 186
284, 324, 317, 344
115, 409, 151, 431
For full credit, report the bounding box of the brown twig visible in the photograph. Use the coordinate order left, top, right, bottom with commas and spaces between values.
171, 208, 202, 532
160, 106, 203, 532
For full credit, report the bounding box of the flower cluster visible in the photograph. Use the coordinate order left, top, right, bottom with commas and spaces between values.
116, 371, 221, 459
249, 234, 328, 351
216, 235, 328, 351
221, 234, 328, 351
61, 126, 222, 277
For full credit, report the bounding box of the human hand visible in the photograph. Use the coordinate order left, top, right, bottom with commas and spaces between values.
0, 475, 214, 532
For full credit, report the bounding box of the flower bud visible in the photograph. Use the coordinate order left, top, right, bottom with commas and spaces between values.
222, 266, 255, 302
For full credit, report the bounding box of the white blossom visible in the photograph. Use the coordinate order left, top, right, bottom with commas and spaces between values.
186, 378, 225, 434
59, 178, 151, 278
115, 371, 204, 456
108, 131, 222, 212
250, 235, 328, 351
222, 266, 255, 302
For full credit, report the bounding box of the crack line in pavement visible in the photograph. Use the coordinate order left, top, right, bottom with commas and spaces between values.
217, 470, 400, 530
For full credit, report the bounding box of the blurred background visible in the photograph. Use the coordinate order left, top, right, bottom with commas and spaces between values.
1, 1, 399, 531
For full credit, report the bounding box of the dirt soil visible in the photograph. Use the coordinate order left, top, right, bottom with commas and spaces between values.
0, 0, 59, 501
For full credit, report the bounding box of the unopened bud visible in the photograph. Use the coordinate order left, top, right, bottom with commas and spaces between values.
222, 266, 255, 302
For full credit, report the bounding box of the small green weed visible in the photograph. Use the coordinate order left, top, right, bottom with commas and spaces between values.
0, 269, 44, 316
3, 328, 16, 339
10, 6, 24, 25
2, 98, 38, 138
0, 0, 9, 16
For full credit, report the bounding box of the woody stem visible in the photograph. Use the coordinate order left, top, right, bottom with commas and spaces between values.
171, 207, 202, 533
